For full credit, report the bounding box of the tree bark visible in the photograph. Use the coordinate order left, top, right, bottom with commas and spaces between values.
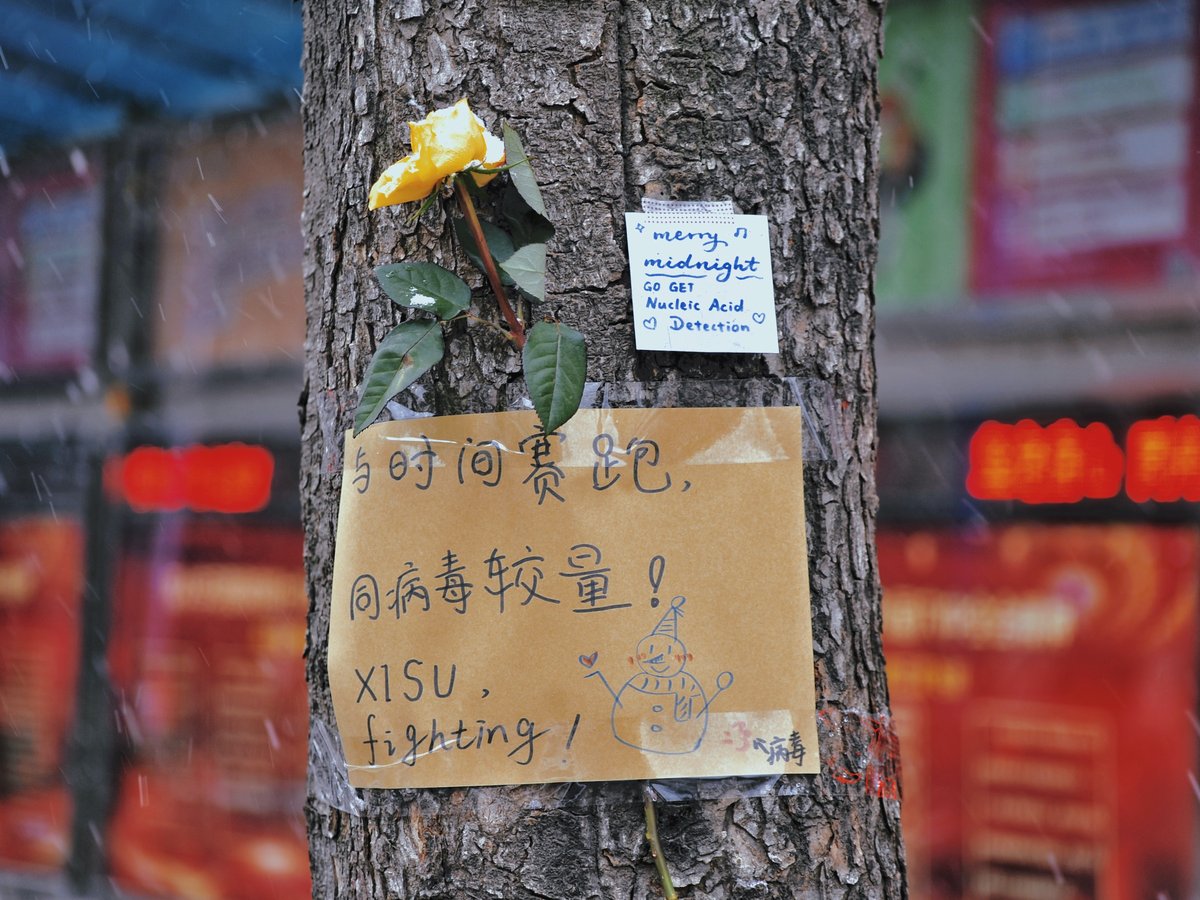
300, 1, 903, 897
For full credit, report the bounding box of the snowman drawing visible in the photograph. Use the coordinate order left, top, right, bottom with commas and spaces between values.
581, 596, 733, 755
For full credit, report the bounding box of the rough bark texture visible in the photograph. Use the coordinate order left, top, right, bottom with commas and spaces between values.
300, 1, 902, 897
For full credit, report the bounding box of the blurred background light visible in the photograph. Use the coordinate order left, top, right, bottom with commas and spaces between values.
108, 443, 275, 514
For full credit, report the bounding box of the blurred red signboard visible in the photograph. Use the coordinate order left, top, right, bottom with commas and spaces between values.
968, 416, 1200, 504
967, 419, 1123, 503
880, 525, 1199, 900
107, 443, 274, 514
1126, 414, 1200, 503
108, 522, 309, 899
971, 0, 1200, 294
0, 517, 83, 871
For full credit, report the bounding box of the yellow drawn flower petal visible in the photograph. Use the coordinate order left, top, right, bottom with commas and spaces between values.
368, 150, 442, 209
408, 98, 487, 181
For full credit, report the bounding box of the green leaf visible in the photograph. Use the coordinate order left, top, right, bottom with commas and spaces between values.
452, 217, 516, 284
498, 243, 547, 302
502, 124, 548, 219
374, 263, 470, 321
523, 321, 586, 434
353, 321, 444, 435
500, 180, 555, 248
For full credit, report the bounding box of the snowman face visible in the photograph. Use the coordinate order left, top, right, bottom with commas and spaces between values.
635, 635, 686, 677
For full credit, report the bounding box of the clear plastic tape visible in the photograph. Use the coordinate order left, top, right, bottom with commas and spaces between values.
506, 377, 839, 463
310, 717, 367, 815
307, 705, 901, 810
601, 377, 840, 462
644, 775, 790, 802
815, 706, 901, 801
646, 704, 901, 803
310, 709, 791, 811
375, 376, 840, 465
555, 706, 899, 807
316, 388, 344, 475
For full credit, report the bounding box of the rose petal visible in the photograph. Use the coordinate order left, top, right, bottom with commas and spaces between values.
408, 98, 487, 181
368, 149, 442, 208
470, 131, 507, 187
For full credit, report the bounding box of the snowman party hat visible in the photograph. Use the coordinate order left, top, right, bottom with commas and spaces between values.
650, 595, 687, 639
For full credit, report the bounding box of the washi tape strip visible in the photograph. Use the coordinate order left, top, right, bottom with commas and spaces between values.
641, 198, 736, 224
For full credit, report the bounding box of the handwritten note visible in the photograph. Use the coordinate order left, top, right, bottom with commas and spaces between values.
329, 408, 817, 788
625, 212, 779, 354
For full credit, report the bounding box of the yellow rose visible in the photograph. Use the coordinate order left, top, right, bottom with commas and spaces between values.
369, 99, 506, 209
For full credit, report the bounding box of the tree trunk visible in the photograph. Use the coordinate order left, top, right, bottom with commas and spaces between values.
300, 1, 903, 897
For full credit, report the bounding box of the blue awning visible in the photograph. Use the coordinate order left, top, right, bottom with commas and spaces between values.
0, 0, 302, 151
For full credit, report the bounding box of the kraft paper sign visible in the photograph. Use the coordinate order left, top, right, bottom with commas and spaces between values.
329, 408, 817, 788
625, 212, 779, 354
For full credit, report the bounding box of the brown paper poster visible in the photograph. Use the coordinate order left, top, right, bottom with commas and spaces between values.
329, 407, 818, 788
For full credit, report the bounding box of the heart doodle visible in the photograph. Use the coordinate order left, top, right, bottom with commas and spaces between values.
751, 312, 767, 324
579, 651, 599, 668
642, 317, 658, 331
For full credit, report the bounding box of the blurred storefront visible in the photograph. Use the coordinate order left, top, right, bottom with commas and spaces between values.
0, 2, 309, 897
878, 1, 1200, 898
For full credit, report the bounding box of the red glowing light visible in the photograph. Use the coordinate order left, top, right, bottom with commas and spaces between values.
1126, 415, 1200, 504
109, 444, 274, 513
966, 419, 1123, 504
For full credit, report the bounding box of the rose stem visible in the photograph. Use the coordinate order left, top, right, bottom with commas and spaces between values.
643, 785, 678, 899
454, 178, 525, 348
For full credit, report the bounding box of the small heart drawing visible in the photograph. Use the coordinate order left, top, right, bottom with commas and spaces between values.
579, 651, 599, 668
751, 312, 767, 324
642, 317, 658, 331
